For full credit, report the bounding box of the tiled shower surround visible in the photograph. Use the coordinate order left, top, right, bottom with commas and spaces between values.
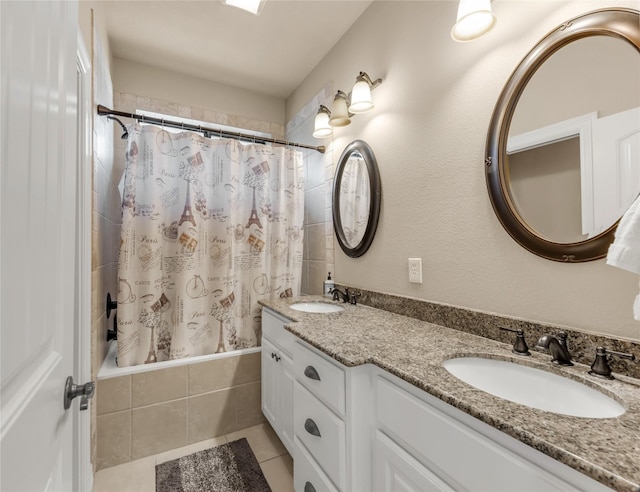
95, 93, 284, 471
96, 351, 263, 470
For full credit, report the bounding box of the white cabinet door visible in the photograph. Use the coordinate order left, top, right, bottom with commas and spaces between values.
261, 338, 279, 428
374, 431, 455, 492
280, 352, 295, 455
0, 1, 80, 491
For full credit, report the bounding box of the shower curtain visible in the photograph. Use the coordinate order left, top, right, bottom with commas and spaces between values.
116, 123, 304, 367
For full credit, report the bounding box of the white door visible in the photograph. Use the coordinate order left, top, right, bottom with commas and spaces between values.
1, 1, 80, 491
591, 107, 640, 235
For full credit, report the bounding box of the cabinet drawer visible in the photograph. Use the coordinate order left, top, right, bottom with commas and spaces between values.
294, 436, 339, 492
262, 308, 295, 356
294, 341, 345, 416
375, 376, 591, 492
294, 382, 346, 491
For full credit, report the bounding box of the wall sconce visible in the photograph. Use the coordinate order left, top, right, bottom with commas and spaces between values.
313, 71, 383, 139
312, 105, 332, 138
451, 0, 496, 42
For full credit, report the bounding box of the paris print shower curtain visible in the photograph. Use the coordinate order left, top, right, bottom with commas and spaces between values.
116, 123, 304, 367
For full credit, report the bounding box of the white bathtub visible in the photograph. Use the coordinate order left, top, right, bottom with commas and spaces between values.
97, 340, 262, 379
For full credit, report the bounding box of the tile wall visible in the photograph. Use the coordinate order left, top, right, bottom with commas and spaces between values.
286, 86, 336, 295
91, 23, 117, 471
96, 351, 263, 470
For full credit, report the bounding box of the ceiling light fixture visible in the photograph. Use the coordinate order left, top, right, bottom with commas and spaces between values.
223, 0, 266, 15
451, 0, 496, 42
313, 71, 383, 139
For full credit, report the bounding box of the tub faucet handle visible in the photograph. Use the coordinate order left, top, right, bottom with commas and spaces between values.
500, 327, 531, 356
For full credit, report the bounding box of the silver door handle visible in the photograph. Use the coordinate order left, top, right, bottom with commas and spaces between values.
64, 376, 95, 411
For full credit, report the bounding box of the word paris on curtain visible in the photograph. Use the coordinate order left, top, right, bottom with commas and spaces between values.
116, 124, 304, 367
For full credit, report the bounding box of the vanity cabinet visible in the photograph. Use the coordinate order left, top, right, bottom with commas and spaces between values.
261, 309, 295, 456
260, 307, 614, 492
373, 371, 612, 492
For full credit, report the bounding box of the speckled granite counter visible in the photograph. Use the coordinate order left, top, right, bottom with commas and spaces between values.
259, 296, 640, 492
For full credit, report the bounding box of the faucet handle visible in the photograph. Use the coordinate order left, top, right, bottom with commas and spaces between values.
500, 327, 531, 356
589, 346, 636, 380
349, 290, 361, 305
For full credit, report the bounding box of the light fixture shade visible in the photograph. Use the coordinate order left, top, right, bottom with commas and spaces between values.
329, 91, 351, 127
349, 76, 374, 114
451, 0, 496, 42
313, 106, 332, 138
224, 0, 265, 15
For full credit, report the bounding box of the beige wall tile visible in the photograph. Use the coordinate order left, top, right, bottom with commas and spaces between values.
305, 186, 326, 225
307, 261, 327, 296
97, 376, 131, 415
234, 381, 265, 429
188, 352, 260, 396
235, 352, 261, 383
97, 410, 131, 470
131, 366, 187, 408
131, 399, 188, 460
306, 224, 326, 262
187, 388, 236, 444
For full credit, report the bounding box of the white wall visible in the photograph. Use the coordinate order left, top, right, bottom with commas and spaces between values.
286, 0, 640, 341
112, 58, 284, 125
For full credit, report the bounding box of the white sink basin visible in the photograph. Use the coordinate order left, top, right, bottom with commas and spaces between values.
289, 302, 344, 314
443, 357, 625, 418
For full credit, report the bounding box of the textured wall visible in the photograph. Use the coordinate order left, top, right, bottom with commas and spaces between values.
286, 0, 640, 341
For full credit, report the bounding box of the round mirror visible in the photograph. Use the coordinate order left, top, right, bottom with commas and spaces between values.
333, 140, 381, 257
486, 8, 640, 262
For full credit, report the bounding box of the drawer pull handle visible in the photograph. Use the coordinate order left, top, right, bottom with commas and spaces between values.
304, 365, 321, 381
304, 418, 321, 437
304, 482, 317, 492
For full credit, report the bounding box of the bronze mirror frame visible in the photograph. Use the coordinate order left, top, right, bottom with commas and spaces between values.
485, 8, 639, 262
333, 140, 382, 258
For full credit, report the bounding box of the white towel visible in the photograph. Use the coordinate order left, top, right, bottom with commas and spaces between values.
607, 195, 640, 320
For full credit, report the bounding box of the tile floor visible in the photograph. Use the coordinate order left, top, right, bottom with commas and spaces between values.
92, 423, 294, 492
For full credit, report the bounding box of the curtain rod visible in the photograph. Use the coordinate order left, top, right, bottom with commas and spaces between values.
96, 105, 325, 154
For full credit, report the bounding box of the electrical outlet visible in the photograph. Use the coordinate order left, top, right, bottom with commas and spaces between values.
408, 258, 422, 284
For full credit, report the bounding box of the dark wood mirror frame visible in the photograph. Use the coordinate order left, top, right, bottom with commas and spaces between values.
333, 140, 382, 258
485, 8, 639, 262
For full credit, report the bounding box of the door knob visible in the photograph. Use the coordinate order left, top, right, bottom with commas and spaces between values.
64, 376, 95, 411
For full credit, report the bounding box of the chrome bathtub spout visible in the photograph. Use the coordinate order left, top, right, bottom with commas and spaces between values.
536, 332, 573, 366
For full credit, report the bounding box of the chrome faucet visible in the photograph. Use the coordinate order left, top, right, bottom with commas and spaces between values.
536, 332, 573, 366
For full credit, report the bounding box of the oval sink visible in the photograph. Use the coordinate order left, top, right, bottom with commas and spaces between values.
289, 302, 344, 314
443, 357, 625, 418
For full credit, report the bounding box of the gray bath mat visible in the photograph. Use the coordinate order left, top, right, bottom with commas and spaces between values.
155, 438, 271, 492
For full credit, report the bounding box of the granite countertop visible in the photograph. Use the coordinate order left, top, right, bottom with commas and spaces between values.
260, 296, 640, 492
